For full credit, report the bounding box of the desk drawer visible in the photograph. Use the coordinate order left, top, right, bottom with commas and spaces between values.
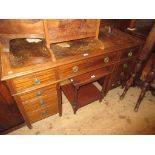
27, 104, 58, 123
12, 69, 56, 92
22, 94, 58, 112
120, 47, 139, 60
19, 84, 57, 102
58, 52, 118, 79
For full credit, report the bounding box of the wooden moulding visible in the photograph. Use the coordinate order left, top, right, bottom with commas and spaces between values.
43, 19, 56, 62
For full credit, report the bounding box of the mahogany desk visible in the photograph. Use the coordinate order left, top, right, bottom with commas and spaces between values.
0, 28, 144, 129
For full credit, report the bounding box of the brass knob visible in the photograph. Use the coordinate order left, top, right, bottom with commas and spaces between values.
128, 51, 133, 57
72, 66, 79, 73
33, 78, 40, 85
39, 100, 45, 107
104, 57, 109, 63
36, 90, 43, 96
42, 111, 48, 118
123, 63, 128, 68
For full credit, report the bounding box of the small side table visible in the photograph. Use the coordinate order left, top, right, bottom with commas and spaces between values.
61, 67, 112, 114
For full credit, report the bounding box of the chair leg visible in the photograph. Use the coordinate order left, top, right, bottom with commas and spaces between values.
120, 74, 135, 100
134, 63, 155, 112
134, 87, 146, 112
120, 60, 143, 100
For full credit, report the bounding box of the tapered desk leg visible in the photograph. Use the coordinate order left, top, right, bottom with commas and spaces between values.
57, 83, 62, 117
99, 76, 109, 102
73, 86, 79, 114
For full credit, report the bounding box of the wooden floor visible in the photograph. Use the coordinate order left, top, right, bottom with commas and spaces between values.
8, 83, 155, 135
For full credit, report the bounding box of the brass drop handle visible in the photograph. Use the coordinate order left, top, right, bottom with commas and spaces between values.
120, 72, 124, 76
42, 111, 48, 118
39, 100, 45, 107
104, 57, 109, 63
72, 66, 79, 73
36, 90, 43, 96
33, 78, 40, 85
128, 51, 133, 57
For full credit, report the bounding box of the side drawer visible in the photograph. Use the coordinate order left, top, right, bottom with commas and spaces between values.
11, 69, 56, 92
120, 47, 140, 60
27, 104, 58, 123
22, 94, 58, 112
58, 52, 118, 79
18, 84, 57, 102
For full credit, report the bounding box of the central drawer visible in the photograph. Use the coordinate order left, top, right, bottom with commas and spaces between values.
58, 52, 118, 79
11, 68, 56, 93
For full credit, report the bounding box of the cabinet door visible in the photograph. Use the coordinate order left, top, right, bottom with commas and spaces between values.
0, 81, 24, 133
110, 60, 135, 89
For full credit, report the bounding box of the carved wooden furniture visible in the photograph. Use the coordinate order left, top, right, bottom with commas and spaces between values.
120, 23, 155, 111
0, 19, 144, 130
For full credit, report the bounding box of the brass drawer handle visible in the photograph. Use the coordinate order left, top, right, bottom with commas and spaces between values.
104, 57, 109, 63
128, 51, 133, 57
72, 66, 79, 73
111, 83, 115, 87
39, 100, 45, 107
36, 90, 43, 96
42, 111, 48, 118
33, 78, 40, 85
123, 63, 128, 68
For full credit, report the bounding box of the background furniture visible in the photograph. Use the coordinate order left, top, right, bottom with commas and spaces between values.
120, 23, 155, 111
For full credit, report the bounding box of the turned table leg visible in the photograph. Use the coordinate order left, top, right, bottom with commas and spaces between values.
120, 60, 143, 100
134, 63, 155, 112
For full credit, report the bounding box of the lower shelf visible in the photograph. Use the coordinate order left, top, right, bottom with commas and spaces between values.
61, 83, 101, 108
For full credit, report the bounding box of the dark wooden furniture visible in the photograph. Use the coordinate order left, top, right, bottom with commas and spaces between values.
0, 20, 144, 130
61, 66, 113, 114
0, 81, 24, 133
120, 23, 155, 111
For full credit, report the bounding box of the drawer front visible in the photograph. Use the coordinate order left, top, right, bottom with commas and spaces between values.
27, 104, 58, 123
12, 69, 56, 92
58, 52, 118, 79
120, 47, 139, 60
22, 94, 58, 112
19, 84, 57, 102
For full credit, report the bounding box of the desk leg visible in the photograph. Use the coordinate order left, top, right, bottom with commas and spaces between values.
57, 83, 62, 117
73, 86, 79, 114
100, 76, 108, 102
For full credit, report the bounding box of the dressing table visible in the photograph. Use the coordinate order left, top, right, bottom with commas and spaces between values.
0, 19, 144, 129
